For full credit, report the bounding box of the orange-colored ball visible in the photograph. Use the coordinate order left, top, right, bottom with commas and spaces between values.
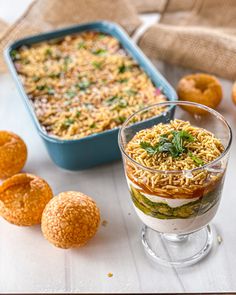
0, 131, 27, 179
41, 191, 100, 249
0, 173, 53, 226
177, 73, 222, 114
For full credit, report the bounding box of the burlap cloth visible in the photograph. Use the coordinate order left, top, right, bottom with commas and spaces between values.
1, 0, 236, 80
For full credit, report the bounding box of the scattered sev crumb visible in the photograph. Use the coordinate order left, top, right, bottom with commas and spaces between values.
217, 235, 223, 244
102, 220, 108, 227
107, 272, 113, 278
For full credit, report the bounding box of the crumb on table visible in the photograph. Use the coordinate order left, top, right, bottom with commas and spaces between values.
102, 220, 108, 227
217, 234, 223, 244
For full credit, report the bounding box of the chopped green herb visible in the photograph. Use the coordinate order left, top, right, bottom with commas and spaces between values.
63, 56, 72, 71
188, 152, 205, 166
126, 89, 138, 96
118, 64, 129, 73
63, 101, 72, 106
77, 41, 85, 49
47, 87, 55, 95
45, 48, 52, 56
66, 90, 76, 99
105, 96, 118, 105
36, 85, 47, 91
62, 118, 75, 128
10, 49, 20, 60
36, 85, 55, 94
118, 78, 129, 83
131, 118, 138, 124
140, 141, 159, 155
84, 103, 94, 110
92, 61, 103, 69
76, 111, 81, 118
171, 130, 194, 156
92, 48, 107, 55
90, 122, 96, 128
114, 116, 126, 124
105, 96, 128, 109
49, 73, 60, 78
76, 80, 90, 91
99, 33, 106, 39
140, 130, 196, 158
22, 59, 30, 65
117, 99, 128, 108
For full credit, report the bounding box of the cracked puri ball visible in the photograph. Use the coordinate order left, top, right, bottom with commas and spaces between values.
177, 73, 222, 114
0, 131, 27, 179
0, 173, 53, 226
41, 191, 100, 249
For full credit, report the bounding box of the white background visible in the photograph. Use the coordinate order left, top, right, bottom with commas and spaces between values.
0, 1, 236, 292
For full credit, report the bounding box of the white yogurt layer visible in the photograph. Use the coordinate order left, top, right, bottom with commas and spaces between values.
134, 204, 218, 234
127, 178, 198, 208
127, 177, 219, 234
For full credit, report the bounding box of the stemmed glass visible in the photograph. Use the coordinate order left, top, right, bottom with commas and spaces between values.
118, 101, 232, 267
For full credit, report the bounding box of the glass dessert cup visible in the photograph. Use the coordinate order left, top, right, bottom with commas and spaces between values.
118, 101, 232, 267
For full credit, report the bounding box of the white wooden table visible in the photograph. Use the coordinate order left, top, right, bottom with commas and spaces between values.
0, 1, 236, 293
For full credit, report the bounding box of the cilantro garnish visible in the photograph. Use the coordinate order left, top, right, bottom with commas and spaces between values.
92, 61, 103, 69
76, 111, 81, 118
10, 49, 20, 60
36, 85, 47, 91
188, 152, 205, 166
45, 48, 52, 56
114, 116, 126, 124
105, 96, 118, 105
77, 41, 85, 49
92, 48, 107, 55
105, 96, 128, 109
76, 80, 90, 91
89, 122, 96, 128
118, 78, 129, 83
118, 64, 129, 73
126, 89, 138, 96
140, 130, 197, 159
66, 90, 76, 98
62, 118, 75, 128
47, 87, 55, 95
36, 85, 55, 95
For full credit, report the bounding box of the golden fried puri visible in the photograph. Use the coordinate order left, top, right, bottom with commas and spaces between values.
0, 173, 53, 226
41, 191, 100, 249
0, 131, 27, 179
177, 73, 222, 114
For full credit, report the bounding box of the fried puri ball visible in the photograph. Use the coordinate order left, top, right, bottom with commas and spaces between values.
0, 131, 27, 179
41, 191, 100, 249
0, 173, 53, 226
177, 73, 222, 114
232, 81, 236, 105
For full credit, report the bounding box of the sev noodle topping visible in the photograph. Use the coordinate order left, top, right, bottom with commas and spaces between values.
125, 119, 225, 199
12, 31, 166, 140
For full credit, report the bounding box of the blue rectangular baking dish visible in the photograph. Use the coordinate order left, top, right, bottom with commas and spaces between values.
4, 21, 177, 170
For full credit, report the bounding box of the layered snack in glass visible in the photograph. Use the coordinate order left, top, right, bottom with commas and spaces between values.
119, 101, 232, 266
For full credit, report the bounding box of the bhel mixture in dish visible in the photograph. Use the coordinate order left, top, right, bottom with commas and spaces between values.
12, 31, 166, 140
124, 119, 225, 233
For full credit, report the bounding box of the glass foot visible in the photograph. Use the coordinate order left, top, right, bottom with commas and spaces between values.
141, 224, 213, 267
